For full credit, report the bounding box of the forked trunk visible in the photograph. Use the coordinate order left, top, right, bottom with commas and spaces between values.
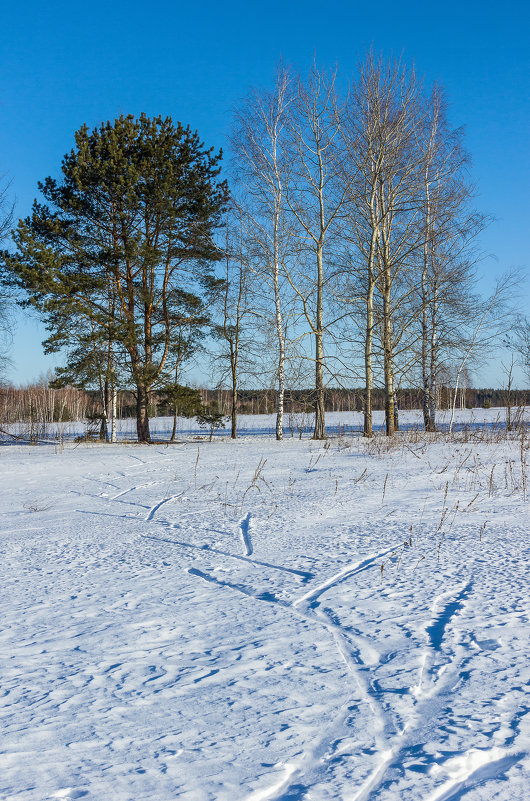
110, 384, 117, 443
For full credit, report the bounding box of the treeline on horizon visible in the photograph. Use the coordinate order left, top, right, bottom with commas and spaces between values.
1, 51, 528, 443
1, 382, 528, 427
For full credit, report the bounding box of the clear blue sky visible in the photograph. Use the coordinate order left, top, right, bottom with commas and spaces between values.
1, 0, 529, 386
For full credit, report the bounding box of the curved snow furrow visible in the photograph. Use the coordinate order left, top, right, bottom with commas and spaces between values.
127, 454, 146, 465
271, 604, 398, 800
145, 494, 183, 521
82, 475, 121, 490
185, 543, 398, 801
77, 508, 143, 520
349, 747, 397, 801
245, 762, 300, 801
293, 546, 398, 610
71, 487, 151, 510
184, 555, 376, 801
425, 747, 522, 801
426, 581, 473, 652
240, 512, 253, 556
415, 581, 474, 700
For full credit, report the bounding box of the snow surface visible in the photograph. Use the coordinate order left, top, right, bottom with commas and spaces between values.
1, 415, 529, 800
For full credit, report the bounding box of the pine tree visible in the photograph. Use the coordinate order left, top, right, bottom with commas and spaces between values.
2, 114, 228, 442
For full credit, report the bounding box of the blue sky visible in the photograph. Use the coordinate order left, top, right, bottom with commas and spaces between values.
1, 0, 529, 386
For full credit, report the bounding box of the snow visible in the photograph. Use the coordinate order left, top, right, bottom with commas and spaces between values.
0, 412, 529, 800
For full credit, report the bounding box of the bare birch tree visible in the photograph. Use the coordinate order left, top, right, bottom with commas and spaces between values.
284, 65, 351, 439
339, 54, 427, 436
415, 86, 488, 431
448, 272, 521, 432
213, 206, 254, 439
231, 65, 295, 439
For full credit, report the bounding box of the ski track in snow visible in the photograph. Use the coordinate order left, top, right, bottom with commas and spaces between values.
184, 544, 499, 801
187, 566, 289, 606
110, 480, 162, 500
248, 566, 468, 801
0, 425, 528, 801
142, 532, 313, 581
186, 547, 394, 801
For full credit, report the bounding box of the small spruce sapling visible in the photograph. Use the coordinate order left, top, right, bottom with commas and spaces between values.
196, 402, 227, 441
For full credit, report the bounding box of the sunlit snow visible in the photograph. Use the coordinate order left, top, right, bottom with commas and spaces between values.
1, 409, 528, 800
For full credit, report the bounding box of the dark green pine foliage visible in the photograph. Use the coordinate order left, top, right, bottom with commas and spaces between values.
2, 114, 228, 441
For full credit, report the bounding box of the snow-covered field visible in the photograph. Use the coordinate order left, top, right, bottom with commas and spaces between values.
2, 407, 519, 443
1, 413, 529, 800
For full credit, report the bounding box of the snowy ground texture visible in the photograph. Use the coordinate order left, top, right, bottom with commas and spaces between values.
1, 411, 529, 800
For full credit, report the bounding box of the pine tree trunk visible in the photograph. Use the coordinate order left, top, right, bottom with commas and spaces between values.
98, 375, 110, 442
136, 384, 151, 443
170, 407, 177, 443
110, 384, 117, 443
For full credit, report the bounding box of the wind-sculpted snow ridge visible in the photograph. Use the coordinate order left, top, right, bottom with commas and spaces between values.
0, 431, 528, 800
